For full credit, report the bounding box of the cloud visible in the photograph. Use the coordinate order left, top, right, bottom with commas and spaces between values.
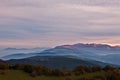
0, 0, 120, 47
0, 0, 120, 8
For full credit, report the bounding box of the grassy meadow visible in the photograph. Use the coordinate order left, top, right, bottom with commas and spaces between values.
0, 70, 106, 80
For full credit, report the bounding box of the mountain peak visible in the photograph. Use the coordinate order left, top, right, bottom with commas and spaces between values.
55, 43, 120, 50
55, 45, 74, 49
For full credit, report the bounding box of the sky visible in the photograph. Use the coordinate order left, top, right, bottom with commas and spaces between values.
0, 0, 120, 48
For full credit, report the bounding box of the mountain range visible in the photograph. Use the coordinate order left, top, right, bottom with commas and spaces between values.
0, 47, 49, 60
1, 43, 120, 68
39, 43, 120, 65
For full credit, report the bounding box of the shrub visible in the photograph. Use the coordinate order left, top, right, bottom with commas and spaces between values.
12, 64, 24, 70
52, 69, 64, 76
91, 66, 102, 72
30, 71, 38, 77
24, 65, 34, 73
103, 65, 115, 72
34, 66, 51, 76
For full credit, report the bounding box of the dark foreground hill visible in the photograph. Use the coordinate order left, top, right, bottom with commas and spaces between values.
0, 59, 8, 69
0, 59, 7, 65
7, 56, 115, 69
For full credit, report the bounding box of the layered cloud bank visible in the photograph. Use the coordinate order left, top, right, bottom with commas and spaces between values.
0, 0, 120, 47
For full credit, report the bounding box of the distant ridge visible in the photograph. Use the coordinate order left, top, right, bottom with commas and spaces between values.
3, 47, 49, 50
55, 43, 120, 50
2, 43, 120, 65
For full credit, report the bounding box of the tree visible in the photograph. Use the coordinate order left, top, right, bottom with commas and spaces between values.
12, 64, 24, 70
52, 69, 63, 76
73, 66, 90, 75
103, 65, 115, 72
91, 66, 102, 72
24, 65, 34, 73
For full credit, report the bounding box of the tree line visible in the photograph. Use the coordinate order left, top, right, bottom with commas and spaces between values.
0, 62, 120, 80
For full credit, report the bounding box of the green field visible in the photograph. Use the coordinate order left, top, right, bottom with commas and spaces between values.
0, 70, 106, 80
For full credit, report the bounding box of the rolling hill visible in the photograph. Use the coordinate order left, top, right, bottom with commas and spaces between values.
7, 56, 116, 69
